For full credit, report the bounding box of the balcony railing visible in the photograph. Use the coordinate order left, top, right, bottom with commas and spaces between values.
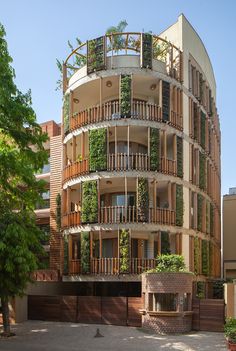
69, 101, 183, 132
63, 154, 176, 183
68, 257, 157, 275
62, 212, 81, 228
149, 208, 176, 225
100, 206, 136, 224
63, 159, 89, 182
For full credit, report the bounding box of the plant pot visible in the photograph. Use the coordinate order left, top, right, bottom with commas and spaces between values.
228, 341, 236, 350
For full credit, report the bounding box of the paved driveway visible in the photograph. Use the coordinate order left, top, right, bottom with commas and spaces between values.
0, 321, 227, 351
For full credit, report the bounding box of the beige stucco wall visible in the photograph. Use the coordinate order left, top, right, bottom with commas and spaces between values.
223, 194, 236, 278
224, 283, 235, 318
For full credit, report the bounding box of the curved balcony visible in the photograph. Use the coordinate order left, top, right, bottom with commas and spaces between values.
63, 32, 183, 93
63, 154, 176, 183
68, 257, 157, 275
62, 207, 176, 229
68, 101, 183, 133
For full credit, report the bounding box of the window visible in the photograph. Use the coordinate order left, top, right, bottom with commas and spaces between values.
151, 293, 177, 312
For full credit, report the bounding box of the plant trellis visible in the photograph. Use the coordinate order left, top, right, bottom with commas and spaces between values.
201, 239, 209, 276
81, 180, 98, 223
120, 74, 132, 117
63, 93, 70, 133
81, 232, 90, 274
176, 184, 183, 226
137, 177, 149, 222
89, 128, 107, 171
119, 229, 130, 273
177, 136, 183, 178
150, 128, 160, 171
197, 193, 203, 231
141, 33, 152, 69
162, 81, 170, 122
199, 152, 206, 190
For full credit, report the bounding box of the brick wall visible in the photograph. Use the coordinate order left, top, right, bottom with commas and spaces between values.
142, 273, 193, 333
49, 134, 63, 274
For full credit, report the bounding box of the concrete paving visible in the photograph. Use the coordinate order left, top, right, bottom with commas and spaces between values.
0, 321, 227, 351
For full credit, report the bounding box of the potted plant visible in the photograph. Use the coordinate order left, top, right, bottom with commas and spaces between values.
225, 318, 236, 350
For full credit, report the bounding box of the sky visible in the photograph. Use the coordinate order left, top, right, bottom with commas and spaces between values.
1, 0, 236, 195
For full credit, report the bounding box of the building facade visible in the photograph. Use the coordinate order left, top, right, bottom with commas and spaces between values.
223, 188, 236, 279
47, 14, 221, 289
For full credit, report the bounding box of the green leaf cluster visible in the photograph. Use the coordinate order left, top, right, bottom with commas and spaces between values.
81, 181, 98, 223
81, 232, 90, 274
194, 237, 200, 274
137, 178, 149, 222
119, 229, 130, 273
176, 184, 183, 226
151, 254, 186, 273
56, 194, 61, 231
150, 128, 160, 171
177, 136, 183, 178
225, 318, 236, 344
89, 128, 107, 171
120, 75, 131, 117
106, 20, 128, 53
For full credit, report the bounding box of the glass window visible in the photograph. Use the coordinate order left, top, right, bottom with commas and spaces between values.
154, 293, 177, 311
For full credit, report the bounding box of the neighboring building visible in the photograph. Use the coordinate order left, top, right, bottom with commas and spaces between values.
35, 120, 61, 268
223, 188, 236, 279
53, 13, 221, 291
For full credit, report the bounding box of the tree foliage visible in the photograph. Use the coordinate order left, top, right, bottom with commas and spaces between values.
0, 23, 48, 335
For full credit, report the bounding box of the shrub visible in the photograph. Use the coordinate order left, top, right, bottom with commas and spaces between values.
225, 318, 236, 344
150, 254, 186, 273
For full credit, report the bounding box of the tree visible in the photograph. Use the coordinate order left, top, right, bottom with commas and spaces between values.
0, 23, 48, 336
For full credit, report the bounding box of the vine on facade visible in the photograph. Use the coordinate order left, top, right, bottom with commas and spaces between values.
197, 193, 203, 232
177, 136, 183, 178
210, 203, 214, 236
199, 152, 206, 190
56, 193, 61, 231
162, 81, 170, 122
200, 111, 206, 149
63, 93, 70, 133
87, 36, 105, 74
150, 127, 160, 171
161, 231, 170, 254
81, 232, 90, 273
141, 33, 152, 69
137, 177, 149, 222
89, 128, 107, 171
194, 236, 200, 274
81, 181, 98, 223
119, 229, 130, 273
176, 184, 183, 226
120, 74, 131, 117
63, 235, 68, 274
201, 239, 209, 276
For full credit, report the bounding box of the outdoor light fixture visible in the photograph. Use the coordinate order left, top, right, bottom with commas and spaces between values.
73, 98, 80, 104
150, 83, 157, 91
106, 80, 112, 88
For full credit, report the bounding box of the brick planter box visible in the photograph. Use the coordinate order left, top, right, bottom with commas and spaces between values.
141, 272, 194, 334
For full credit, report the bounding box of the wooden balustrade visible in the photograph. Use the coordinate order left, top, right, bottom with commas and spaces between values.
107, 153, 149, 172
62, 212, 81, 228
63, 159, 89, 182
160, 157, 177, 176
149, 208, 176, 225
68, 101, 182, 132
68, 258, 157, 275
100, 206, 136, 224
69, 259, 81, 274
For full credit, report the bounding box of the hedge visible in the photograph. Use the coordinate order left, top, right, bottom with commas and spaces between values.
137, 177, 149, 222
150, 128, 160, 171
89, 128, 107, 171
81, 181, 98, 223
176, 184, 183, 226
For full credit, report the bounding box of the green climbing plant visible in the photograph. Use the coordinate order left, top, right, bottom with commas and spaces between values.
89, 128, 107, 171
150, 128, 160, 171
201, 239, 209, 276
200, 111, 206, 149
210, 203, 214, 236
141, 33, 152, 69
81, 232, 90, 273
63, 236, 68, 274
194, 237, 200, 274
137, 178, 149, 222
177, 136, 183, 178
81, 181, 98, 223
199, 152, 206, 190
120, 75, 131, 117
176, 184, 183, 226
197, 194, 203, 231
56, 193, 61, 231
161, 232, 170, 254
63, 93, 70, 133
87, 36, 105, 74
119, 229, 130, 273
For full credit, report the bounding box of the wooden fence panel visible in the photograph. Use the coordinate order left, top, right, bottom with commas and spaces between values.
61, 296, 77, 322
101, 297, 127, 326
77, 296, 102, 323
28, 296, 61, 321
127, 297, 142, 327
192, 298, 225, 332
